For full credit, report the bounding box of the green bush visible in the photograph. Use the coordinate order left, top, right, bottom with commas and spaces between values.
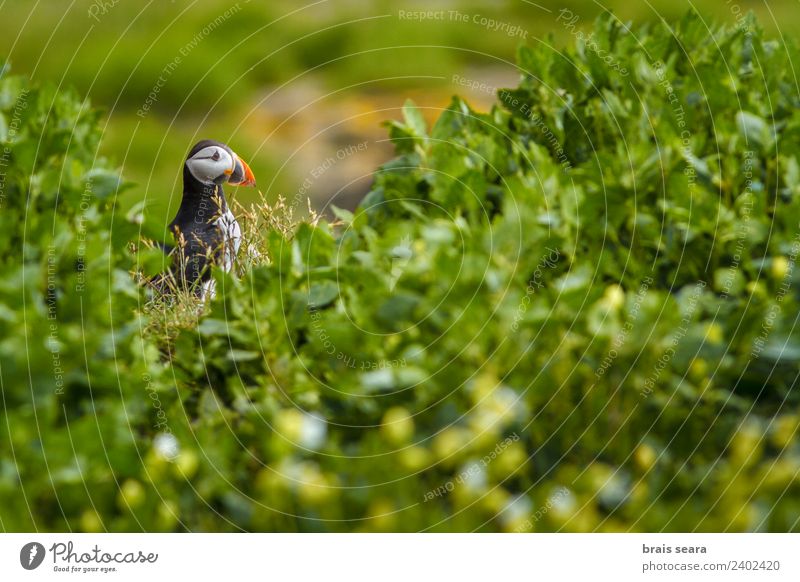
0, 67, 173, 531
3, 12, 800, 532
163, 13, 800, 531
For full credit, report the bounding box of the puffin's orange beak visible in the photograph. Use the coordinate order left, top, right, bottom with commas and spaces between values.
227, 154, 256, 187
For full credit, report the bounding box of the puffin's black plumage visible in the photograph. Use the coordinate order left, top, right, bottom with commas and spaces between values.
163, 139, 256, 297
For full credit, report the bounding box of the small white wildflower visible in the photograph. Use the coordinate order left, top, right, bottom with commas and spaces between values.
500, 495, 533, 527
153, 432, 179, 461
299, 413, 327, 450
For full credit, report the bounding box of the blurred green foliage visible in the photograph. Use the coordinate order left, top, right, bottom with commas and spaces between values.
2, 9, 800, 532
1, 0, 797, 222
0, 68, 173, 530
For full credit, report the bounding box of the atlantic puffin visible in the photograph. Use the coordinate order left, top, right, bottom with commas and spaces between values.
167, 139, 256, 298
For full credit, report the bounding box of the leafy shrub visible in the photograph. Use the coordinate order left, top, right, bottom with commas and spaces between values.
3, 12, 800, 532
0, 67, 173, 531
161, 13, 800, 531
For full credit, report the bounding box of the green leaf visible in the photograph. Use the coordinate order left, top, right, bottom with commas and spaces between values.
198, 319, 233, 337
402, 99, 427, 137
331, 205, 354, 223
736, 111, 770, 149
307, 281, 339, 309
226, 349, 261, 362
85, 168, 124, 200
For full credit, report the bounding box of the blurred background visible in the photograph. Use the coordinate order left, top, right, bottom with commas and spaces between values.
1, 0, 794, 224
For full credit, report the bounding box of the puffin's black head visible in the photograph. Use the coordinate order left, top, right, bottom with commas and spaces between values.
184, 139, 256, 188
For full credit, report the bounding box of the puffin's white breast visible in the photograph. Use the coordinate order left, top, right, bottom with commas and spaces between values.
215, 209, 241, 272
200, 209, 241, 303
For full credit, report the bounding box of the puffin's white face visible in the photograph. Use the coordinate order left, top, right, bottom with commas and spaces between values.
185, 145, 235, 185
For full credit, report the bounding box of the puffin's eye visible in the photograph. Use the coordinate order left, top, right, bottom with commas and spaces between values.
212, 150, 221, 161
